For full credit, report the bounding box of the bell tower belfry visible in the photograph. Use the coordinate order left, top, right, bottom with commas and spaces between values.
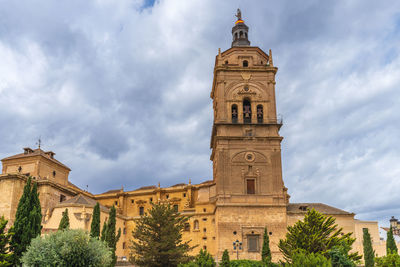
211, 9, 289, 260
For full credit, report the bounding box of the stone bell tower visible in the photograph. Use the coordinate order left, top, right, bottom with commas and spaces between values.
211, 9, 289, 261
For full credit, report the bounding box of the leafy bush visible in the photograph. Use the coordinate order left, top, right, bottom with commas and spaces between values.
375, 253, 400, 267
328, 246, 355, 267
288, 250, 331, 267
230, 259, 265, 267
21, 229, 112, 267
178, 249, 215, 267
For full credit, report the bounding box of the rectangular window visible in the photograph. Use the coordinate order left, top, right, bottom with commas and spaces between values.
173, 204, 179, 212
247, 235, 259, 252
123, 242, 126, 249
247, 179, 255, 194
60, 194, 66, 202
139, 207, 144, 216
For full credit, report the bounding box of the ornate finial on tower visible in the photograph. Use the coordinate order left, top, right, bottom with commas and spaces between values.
36, 137, 42, 150
231, 9, 250, 47
188, 178, 191, 185
269, 49, 273, 67
236, 8, 242, 21
158, 182, 160, 188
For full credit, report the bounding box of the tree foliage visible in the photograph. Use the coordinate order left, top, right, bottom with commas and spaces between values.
262, 227, 272, 265
221, 249, 230, 267
130, 203, 195, 267
362, 228, 375, 267
194, 249, 215, 267
328, 246, 355, 267
375, 253, 400, 267
103, 205, 121, 266
9, 177, 42, 265
101, 220, 108, 242
288, 250, 331, 267
0, 216, 13, 266
386, 226, 398, 255
90, 203, 101, 239
278, 209, 360, 263
21, 229, 112, 267
58, 208, 70, 230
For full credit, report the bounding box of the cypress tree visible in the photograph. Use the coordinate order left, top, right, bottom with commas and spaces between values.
362, 228, 374, 267
104, 205, 121, 266
29, 182, 42, 237
386, 225, 398, 254
90, 202, 101, 238
0, 216, 13, 266
101, 220, 108, 242
58, 208, 70, 230
262, 226, 272, 265
221, 249, 230, 267
10, 177, 42, 265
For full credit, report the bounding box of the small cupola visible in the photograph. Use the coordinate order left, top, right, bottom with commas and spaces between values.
231, 9, 250, 47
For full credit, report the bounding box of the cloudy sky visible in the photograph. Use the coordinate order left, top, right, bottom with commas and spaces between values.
1, 0, 400, 226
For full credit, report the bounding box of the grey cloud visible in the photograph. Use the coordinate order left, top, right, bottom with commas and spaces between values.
1, 0, 400, 227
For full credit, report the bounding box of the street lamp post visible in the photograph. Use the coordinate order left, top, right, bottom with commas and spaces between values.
233, 239, 242, 260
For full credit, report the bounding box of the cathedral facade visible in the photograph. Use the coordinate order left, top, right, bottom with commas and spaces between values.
0, 11, 386, 262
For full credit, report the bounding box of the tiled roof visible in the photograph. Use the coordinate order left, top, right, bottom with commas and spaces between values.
1, 148, 71, 171
287, 203, 353, 215
63, 194, 97, 206
101, 189, 123, 194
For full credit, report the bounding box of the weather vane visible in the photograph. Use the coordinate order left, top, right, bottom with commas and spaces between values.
36, 137, 42, 149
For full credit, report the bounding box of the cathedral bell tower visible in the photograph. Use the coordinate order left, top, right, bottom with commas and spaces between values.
211, 9, 289, 260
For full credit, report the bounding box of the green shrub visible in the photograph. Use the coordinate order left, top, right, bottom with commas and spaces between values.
221, 249, 230, 267
230, 259, 265, 267
375, 253, 400, 267
21, 229, 112, 267
287, 250, 331, 267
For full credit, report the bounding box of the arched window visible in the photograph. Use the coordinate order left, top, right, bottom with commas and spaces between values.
243, 99, 251, 124
257, 105, 263, 123
243, 60, 248, 67
235, 32, 238, 40
245, 32, 248, 38
194, 220, 199, 230
240, 31, 243, 38
232, 104, 238, 123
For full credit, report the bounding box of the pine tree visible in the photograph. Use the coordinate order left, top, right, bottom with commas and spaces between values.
9, 177, 42, 265
104, 205, 121, 266
0, 216, 13, 266
221, 249, 230, 267
130, 203, 195, 267
90, 203, 101, 239
58, 208, 70, 230
262, 226, 272, 265
362, 228, 374, 267
278, 208, 360, 263
386, 225, 398, 255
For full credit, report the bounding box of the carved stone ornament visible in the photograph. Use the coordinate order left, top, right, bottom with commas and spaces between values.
245, 152, 255, 162
241, 72, 252, 82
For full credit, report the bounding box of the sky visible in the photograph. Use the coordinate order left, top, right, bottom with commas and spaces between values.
0, 0, 400, 227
